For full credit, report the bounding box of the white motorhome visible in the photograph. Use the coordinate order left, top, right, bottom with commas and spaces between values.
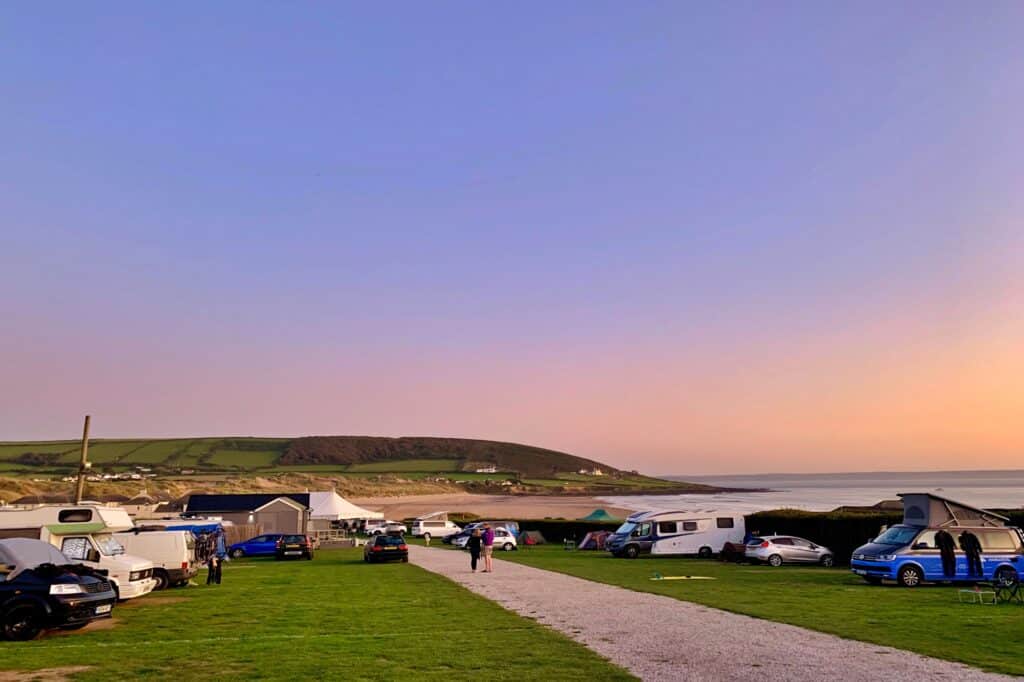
0, 505, 157, 599
113, 529, 198, 590
606, 510, 745, 559
411, 511, 461, 540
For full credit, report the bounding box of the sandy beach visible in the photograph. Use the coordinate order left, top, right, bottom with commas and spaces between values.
350, 493, 632, 520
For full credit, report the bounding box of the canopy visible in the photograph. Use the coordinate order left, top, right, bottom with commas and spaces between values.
0, 538, 70, 580
309, 491, 383, 520
580, 508, 618, 522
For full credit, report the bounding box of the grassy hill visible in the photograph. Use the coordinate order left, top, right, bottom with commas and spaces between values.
0, 435, 712, 495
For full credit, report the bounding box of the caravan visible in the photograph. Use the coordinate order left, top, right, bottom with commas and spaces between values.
0, 505, 157, 600
606, 510, 745, 559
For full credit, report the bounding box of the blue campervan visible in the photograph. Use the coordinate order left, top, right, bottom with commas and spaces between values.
851, 493, 1023, 587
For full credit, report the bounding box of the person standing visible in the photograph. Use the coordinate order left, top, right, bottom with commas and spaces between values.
467, 528, 483, 572
935, 529, 957, 577
206, 554, 222, 585
959, 530, 983, 577
482, 523, 495, 573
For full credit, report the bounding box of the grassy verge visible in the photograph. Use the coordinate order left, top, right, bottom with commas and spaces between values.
5, 548, 632, 681
497, 545, 1024, 676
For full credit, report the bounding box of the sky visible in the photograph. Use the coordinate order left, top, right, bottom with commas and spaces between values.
1, 3, 1022, 475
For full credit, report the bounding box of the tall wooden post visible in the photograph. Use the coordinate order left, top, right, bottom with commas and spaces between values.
74, 415, 91, 504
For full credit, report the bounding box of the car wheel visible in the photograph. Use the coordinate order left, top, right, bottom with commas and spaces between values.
994, 566, 1018, 587
503, 542, 513, 552
423, 533, 431, 542
898, 564, 923, 588
820, 555, 834, 568
624, 545, 639, 559
230, 549, 245, 559
152, 570, 169, 591
698, 546, 712, 559
768, 554, 783, 567
2, 602, 46, 641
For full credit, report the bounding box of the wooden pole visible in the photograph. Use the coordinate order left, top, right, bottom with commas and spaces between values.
75, 415, 91, 504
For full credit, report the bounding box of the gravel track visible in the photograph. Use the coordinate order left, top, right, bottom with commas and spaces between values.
410, 546, 1011, 681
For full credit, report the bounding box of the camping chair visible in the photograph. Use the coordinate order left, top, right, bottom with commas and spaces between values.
993, 573, 1023, 605
563, 537, 576, 551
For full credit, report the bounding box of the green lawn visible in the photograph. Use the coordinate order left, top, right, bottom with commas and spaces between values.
6, 549, 632, 681
206, 449, 283, 468
498, 546, 1024, 676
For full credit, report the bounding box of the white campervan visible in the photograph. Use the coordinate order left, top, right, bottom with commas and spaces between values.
0, 505, 157, 599
411, 511, 461, 541
113, 530, 198, 590
606, 510, 745, 559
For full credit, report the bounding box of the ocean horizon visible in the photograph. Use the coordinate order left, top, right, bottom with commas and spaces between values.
603, 469, 1024, 514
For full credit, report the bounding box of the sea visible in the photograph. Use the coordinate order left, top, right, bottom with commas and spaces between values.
601, 470, 1024, 515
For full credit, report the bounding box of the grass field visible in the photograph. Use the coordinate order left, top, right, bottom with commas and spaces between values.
205, 449, 283, 468
346, 459, 462, 473
497, 545, 1024, 676
6, 548, 632, 681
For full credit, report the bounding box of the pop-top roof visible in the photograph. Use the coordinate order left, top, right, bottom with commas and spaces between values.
899, 493, 1008, 528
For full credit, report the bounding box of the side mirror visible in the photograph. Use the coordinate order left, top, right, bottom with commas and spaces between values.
809, 544, 818, 550
86, 548, 101, 563
0, 564, 13, 580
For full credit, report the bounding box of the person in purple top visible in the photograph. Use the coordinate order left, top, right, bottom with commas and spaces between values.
482, 523, 495, 573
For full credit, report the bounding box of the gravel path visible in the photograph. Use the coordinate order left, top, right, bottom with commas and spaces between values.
410, 546, 1011, 681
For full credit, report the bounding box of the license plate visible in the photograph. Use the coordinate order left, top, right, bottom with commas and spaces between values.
853, 569, 866, 575
95, 604, 112, 615
285, 550, 301, 555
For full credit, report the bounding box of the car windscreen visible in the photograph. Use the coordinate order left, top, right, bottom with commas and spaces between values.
615, 522, 636, 535
377, 536, 405, 546
873, 526, 919, 546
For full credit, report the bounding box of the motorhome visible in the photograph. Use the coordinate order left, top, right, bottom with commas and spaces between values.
606, 510, 745, 559
113, 529, 198, 590
0, 505, 157, 600
410, 511, 461, 541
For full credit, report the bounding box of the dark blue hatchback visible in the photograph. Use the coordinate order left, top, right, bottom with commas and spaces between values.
228, 534, 284, 558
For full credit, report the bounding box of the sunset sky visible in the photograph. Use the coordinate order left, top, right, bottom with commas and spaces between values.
2, 4, 1022, 474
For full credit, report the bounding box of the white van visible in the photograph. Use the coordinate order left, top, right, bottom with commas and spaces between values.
0, 505, 157, 600
411, 512, 461, 541
606, 510, 745, 559
113, 530, 198, 590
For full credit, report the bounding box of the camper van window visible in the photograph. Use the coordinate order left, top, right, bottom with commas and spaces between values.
615, 522, 637, 535
716, 518, 735, 529
61, 537, 90, 560
634, 522, 652, 537
874, 527, 919, 546
658, 522, 678, 534
682, 521, 698, 532
58, 509, 93, 523
94, 534, 125, 556
978, 530, 1019, 552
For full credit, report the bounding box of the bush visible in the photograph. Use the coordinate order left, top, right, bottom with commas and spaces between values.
517, 519, 620, 542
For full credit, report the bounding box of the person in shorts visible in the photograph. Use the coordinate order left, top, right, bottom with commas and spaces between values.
482, 523, 495, 572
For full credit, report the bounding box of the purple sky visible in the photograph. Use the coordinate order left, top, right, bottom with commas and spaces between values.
2, 3, 1022, 474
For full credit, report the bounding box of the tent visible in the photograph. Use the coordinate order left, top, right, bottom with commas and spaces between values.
519, 530, 547, 546
580, 508, 618, 522
308, 491, 383, 520
578, 530, 612, 550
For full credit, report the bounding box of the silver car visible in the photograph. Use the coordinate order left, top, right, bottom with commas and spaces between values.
746, 535, 834, 567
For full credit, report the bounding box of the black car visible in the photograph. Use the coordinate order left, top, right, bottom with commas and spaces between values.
363, 534, 409, 563
274, 534, 314, 561
0, 538, 117, 641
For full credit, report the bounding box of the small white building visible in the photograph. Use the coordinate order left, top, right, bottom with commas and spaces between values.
475, 466, 497, 474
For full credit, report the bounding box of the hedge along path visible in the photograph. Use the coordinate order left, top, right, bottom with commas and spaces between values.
409, 546, 1010, 682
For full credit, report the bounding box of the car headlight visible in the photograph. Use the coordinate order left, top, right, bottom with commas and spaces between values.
50, 583, 84, 595
877, 554, 896, 562
130, 571, 144, 581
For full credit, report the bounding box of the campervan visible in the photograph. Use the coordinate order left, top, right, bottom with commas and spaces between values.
606, 510, 745, 559
411, 512, 461, 541
113, 530, 198, 589
0, 505, 157, 600
851, 493, 1024, 587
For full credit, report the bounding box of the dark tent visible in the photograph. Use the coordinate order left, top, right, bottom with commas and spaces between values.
580, 508, 617, 522
519, 530, 547, 546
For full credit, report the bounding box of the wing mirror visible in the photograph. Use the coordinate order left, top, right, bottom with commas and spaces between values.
86, 548, 101, 563
0, 563, 13, 581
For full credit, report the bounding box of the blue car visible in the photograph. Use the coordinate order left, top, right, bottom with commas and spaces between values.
228, 534, 284, 558
851, 525, 1024, 587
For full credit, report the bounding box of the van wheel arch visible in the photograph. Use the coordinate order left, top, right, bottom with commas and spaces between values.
152, 569, 170, 591
1, 600, 47, 641
898, 564, 924, 588
698, 546, 713, 559
624, 544, 640, 559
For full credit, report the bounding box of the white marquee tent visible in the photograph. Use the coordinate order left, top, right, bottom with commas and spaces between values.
308, 491, 383, 521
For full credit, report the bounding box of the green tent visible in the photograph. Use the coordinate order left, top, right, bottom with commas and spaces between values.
580, 508, 617, 522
